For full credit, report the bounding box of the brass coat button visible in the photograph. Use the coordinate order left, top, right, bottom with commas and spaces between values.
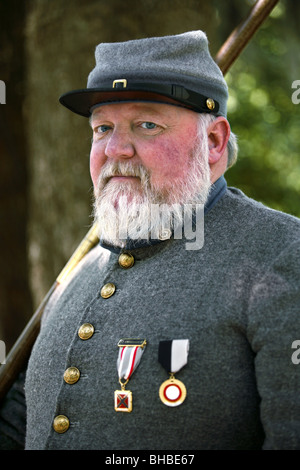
64, 367, 80, 384
101, 282, 116, 298
78, 323, 95, 340
118, 253, 135, 269
53, 415, 70, 434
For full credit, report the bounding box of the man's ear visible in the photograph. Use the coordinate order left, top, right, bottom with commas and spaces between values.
207, 117, 231, 164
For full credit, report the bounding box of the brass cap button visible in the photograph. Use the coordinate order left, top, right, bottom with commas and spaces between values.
78, 323, 94, 340
53, 415, 70, 434
118, 253, 135, 269
206, 98, 215, 110
64, 366, 80, 384
101, 282, 116, 298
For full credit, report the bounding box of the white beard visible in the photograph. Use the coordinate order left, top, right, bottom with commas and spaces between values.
92, 121, 211, 247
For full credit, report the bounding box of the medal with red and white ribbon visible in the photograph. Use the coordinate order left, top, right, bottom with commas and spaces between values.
158, 339, 189, 407
114, 338, 147, 412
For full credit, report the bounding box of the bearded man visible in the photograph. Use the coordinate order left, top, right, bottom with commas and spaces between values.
1, 30, 300, 451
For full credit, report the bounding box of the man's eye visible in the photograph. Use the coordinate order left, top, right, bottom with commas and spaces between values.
95, 125, 111, 134
141, 122, 157, 130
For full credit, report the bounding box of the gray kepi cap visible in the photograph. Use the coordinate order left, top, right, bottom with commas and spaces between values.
59, 30, 228, 118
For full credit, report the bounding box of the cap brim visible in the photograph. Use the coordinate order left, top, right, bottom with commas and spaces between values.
59, 84, 219, 117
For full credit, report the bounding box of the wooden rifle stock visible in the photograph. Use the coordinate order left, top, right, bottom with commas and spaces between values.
0, 0, 279, 403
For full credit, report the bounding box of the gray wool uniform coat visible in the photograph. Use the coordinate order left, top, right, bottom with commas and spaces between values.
1, 178, 300, 450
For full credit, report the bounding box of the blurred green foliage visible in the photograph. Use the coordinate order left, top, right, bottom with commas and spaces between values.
218, 0, 300, 217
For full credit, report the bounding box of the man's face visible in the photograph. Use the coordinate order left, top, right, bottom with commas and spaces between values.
89, 101, 211, 245
90, 102, 207, 196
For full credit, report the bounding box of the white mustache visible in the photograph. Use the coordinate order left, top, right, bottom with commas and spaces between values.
97, 162, 150, 189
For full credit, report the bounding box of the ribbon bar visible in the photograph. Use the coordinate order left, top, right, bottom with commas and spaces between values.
118, 338, 147, 348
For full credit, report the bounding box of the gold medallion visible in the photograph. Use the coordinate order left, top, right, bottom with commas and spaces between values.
159, 374, 187, 407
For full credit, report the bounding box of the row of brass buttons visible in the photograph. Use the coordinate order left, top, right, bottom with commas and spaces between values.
53, 253, 135, 434
100, 254, 134, 298
53, 322, 95, 433
63, 322, 95, 386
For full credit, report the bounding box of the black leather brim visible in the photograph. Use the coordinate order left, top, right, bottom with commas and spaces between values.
59, 85, 219, 117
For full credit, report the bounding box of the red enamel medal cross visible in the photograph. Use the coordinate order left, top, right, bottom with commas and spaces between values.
114, 389, 132, 412
114, 338, 146, 412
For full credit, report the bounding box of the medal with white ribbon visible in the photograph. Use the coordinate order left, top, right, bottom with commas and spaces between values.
158, 339, 189, 407
114, 338, 147, 412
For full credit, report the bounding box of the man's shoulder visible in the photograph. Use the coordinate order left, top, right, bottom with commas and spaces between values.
208, 185, 300, 251
225, 186, 300, 227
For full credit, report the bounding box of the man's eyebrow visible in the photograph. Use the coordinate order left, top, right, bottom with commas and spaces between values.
89, 104, 166, 127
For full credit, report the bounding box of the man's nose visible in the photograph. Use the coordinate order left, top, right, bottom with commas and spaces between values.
105, 127, 135, 160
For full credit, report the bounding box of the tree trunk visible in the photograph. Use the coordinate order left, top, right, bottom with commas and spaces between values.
0, 0, 33, 351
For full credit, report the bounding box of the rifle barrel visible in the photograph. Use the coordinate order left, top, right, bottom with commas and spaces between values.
215, 0, 279, 74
